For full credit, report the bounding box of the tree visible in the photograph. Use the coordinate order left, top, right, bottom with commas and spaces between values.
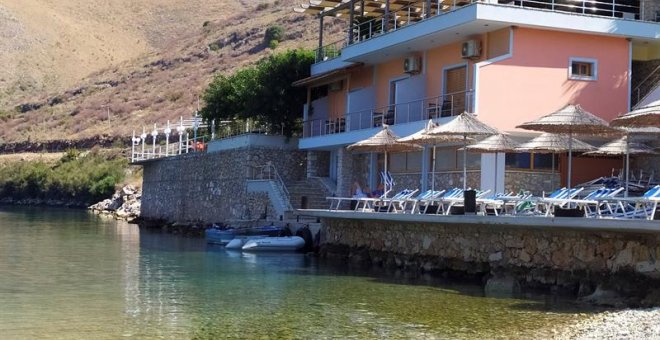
201, 49, 314, 137
202, 67, 258, 122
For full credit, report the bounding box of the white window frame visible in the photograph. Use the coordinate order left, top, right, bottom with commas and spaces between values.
568, 57, 598, 81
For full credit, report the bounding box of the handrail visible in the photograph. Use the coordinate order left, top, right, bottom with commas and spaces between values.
131, 134, 209, 162
315, 39, 347, 63
513, 0, 640, 18
249, 163, 293, 211
303, 91, 473, 138
632, 64, 660, 108
634, 65, 660, 93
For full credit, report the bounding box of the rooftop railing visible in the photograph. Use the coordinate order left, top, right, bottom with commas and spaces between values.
314, 0, 651, 64
303, 91, 473, 138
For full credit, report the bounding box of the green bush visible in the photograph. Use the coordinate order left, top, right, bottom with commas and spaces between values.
264, 25, 284, 45
201, 49, 314, 138
0, 151, 128, 204
268, 40, 279, 49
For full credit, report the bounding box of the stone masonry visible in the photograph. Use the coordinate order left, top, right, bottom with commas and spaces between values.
505, 171, 560, 196
321, 218, 660, 301
140, 147, 306, 224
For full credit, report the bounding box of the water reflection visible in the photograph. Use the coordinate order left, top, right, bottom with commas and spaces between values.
0, 207, 601, 339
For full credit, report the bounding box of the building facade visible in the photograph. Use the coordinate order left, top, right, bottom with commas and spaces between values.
294, 0, 660, 196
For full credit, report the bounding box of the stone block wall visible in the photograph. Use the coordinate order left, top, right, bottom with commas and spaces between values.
391, 171, 481, 193
505, 171, 560, 196
306, 151, 330, 178
352, 154, 370, 191
336, 148, 353, 198
141, 147, 306, 224
321, 218, 660, 297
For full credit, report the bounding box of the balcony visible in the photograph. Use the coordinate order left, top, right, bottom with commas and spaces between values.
303, 91, 473, 139
313, 0, 652, 65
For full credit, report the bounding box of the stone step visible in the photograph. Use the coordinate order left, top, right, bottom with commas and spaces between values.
286, 179, 332, 211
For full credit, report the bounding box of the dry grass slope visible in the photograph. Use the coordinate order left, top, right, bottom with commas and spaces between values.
0, 0, 345, 143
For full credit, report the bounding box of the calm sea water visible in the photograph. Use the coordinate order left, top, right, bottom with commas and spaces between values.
0, 206, 595, 339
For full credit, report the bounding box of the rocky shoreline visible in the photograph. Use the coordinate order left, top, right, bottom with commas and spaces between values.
555, 308, 660, 339
88, 185, 141, 221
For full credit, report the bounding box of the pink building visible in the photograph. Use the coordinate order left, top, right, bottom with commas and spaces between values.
294, 0, 660, 197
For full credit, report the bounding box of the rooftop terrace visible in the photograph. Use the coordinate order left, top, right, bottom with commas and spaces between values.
294, 0, 656, 64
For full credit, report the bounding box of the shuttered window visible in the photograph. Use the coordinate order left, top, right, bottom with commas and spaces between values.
443, 66, 467, 116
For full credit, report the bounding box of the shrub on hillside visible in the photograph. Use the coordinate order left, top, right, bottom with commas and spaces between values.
264, 25, 285, 45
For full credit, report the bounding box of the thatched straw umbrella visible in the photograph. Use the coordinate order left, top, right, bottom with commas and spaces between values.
399, 120, 471, 191
427, 112, 499, 190
347, 125, 422, 197
462, 134, 519, 193
517, 104, 617, 191
583, 136, 657, 196
516, 133, 595, 190
610, 104, 660, 197
610, 104, 660, 128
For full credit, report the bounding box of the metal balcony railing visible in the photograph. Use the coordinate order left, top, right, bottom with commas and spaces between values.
303, 91, 473, 138
314, 0, 649, 64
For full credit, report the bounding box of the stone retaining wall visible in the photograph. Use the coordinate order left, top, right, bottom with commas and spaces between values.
140, 147, 306, 224
320, 218, 660, 303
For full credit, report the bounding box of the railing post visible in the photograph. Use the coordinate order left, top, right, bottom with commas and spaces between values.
140, 128, 146, 161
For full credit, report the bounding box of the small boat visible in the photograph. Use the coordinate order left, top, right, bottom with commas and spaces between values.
242, 236, 306, 251
205, 228, 236, 245
206, 225, 285, 245
225, 235, 268, 249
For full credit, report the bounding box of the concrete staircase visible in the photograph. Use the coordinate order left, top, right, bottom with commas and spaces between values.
246, 180, 293, 220
287, 177, 332, 210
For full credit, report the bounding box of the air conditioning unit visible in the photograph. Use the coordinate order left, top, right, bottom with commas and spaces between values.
403, 56, 421, 74
328, 80, 343, 92
461, 40, 481, 59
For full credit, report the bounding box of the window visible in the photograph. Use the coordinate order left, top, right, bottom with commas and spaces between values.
569, 58, 597, 81
505, 153, 558, 170
506, 153, 531, 169
533, 153, 558, 170
389, 151, 422, 173
434, 147, 480, 171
